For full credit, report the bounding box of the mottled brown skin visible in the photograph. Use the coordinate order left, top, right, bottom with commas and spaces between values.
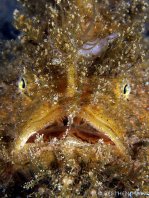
0, 0, 149, 197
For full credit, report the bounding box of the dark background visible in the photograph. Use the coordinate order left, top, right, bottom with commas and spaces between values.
0, 0, 19, 40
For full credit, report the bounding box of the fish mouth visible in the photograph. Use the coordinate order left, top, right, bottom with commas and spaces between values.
15, 104, 128, 157
26, 117, 114, 145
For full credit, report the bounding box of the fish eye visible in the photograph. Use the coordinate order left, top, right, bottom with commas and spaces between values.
18, 77, 26, 90
123, 83, 131, 98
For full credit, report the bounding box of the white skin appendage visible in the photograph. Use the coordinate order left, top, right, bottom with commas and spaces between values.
78, 33, 119, 59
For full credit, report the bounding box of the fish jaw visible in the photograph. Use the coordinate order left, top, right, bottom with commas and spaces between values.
15, 103, 64, 150
14, 101, 129, 159
79, 106, 129, 157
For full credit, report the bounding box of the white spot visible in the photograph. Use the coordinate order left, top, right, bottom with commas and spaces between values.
51, 58, 62, 65
78, 33, 119, 59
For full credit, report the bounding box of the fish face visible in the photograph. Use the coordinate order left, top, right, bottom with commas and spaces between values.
0, 0, 149, 197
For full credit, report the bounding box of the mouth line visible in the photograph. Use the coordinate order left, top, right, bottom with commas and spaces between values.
25, 119, 114, 145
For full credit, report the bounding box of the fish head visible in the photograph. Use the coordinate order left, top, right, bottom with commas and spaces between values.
0, 0, 149, 196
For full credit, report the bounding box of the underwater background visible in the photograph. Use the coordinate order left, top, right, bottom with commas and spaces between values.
0, 0, 19, 40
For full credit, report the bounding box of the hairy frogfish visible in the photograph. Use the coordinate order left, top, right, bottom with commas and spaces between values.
0, 0, 149, 197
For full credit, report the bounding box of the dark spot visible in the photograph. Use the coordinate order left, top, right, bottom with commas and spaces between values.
123, 84, 128, 94
108, 178, 120, 188
28, 39, 38, 45
63, 117, 68, 126
2, 135, 14, 143
14, 170, 27, 183
79, 180, 91, 196
21, 78, 26, 89
132, 141, 145, 160
65, 165, 72, 174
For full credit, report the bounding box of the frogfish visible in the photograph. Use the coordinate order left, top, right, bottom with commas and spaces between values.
0, 0, 149, 197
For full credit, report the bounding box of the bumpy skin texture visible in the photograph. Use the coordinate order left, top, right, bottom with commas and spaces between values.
0, 0, 149, 197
